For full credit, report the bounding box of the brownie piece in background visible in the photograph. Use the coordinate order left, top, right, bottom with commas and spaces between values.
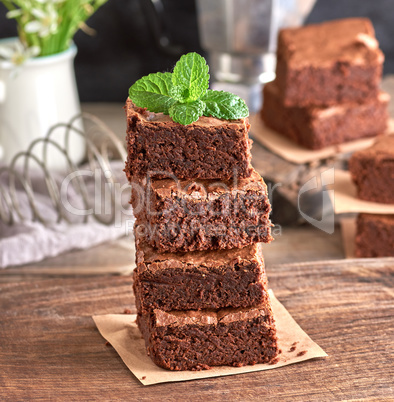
131, 169, 272, 252
125, 100, 253, 180
355, 213, 394, 257
134, 239, 269, 312
349, 136, 394, 204
275, 18, 384, 107
261, 81, 389, 150
137, 303, 278, 370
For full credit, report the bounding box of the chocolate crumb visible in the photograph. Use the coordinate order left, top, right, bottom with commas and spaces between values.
297, 350, 307, 357
105, 341, 112, 347
187, 182, 202, 194
123, 308, 132, 314
289, 346, 296, 352
269, 358, 280, 365
141, 376, 146, 380
292, 341, 298, 346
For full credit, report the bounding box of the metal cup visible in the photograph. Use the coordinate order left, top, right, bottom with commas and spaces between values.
196, 0, 316, 111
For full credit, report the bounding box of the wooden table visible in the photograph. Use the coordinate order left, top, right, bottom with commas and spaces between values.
1, 258, 393, 401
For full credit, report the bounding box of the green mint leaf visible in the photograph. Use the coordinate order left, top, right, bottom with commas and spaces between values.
169, 100, 206, 125
172, 52, 209, 102
202, 90, 249, 120
129, 72, 176, 114
169, 85, 190, 102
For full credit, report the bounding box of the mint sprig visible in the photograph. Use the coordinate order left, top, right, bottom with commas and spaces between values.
128, 72, 175, 114
169, 100, 206, 126
172, 52, 209, 102
202, 90, 249, 120
128, 52, 249, 125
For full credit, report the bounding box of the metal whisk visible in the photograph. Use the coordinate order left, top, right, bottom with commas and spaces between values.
0, 113, 127, 226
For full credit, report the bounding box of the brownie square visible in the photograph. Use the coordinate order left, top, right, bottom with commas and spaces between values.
133, 238, 269, 313
349, 136, 394, 204
355, 214, 394, 258
131, 169, 273, 253
137, 303, 278, 370
261, 81, 389, 150
275, 18, 384, 107
124, 99, 253, 180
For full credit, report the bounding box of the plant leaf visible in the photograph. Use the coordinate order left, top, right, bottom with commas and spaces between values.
169, 85, 189, 102
129, 72, 176, 114
172, 52, 209, 102
169, 100, 206, 125
202, 90, 249, 120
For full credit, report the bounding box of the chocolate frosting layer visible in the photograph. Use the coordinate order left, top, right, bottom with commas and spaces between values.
136, 237, 263, 273
265, 81, 389, 119
153, 305, 270, 327
279, 18, 383, 68
354, 135, 394, 159
127, 99, 247, 128
149, 168, 267, 200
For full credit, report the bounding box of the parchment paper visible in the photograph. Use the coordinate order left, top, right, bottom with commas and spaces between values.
250, 114, 394, 164
93, 290, 327, 386
330, 170, 394, 214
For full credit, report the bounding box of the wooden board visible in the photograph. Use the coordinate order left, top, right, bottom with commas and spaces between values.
1, 258, 393, 400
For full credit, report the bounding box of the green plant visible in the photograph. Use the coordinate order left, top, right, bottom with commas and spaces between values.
129, 52, 249, 125
1, 0, 108, 57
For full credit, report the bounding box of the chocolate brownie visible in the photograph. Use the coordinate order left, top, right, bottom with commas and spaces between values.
349, 136, 394, 204
125, 99, 253, 180
261, 81, 389, 150
275, 18, 384, 107
137, 303, 278, 370
133, 239, 269, 313
355, 213, 394, 258
131, 168, 272, 252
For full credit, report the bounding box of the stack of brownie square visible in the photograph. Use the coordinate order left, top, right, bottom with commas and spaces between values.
125, 100, 279, 370
261, 18, 389, 150
348, 136, 394, 258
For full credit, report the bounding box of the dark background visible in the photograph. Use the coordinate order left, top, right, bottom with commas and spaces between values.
1, 0, 393, 102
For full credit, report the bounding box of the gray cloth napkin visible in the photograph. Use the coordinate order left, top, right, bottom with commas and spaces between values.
0, 160, 134, 268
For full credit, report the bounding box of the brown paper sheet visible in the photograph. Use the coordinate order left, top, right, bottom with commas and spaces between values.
339, 217, 357, 259
330, 170, 394, 214
93, 290, 327, 386
250, 114, 394, 164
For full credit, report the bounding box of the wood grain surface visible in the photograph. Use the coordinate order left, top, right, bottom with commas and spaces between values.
1, 258, 393, 401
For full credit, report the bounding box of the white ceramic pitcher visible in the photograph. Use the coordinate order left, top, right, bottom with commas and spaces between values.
0, 38, 85, 170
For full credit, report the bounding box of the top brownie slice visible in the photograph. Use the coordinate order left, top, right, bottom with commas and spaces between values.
349, 136, 394, 204
275, 18, 384, 107
124, 99, 253, 180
